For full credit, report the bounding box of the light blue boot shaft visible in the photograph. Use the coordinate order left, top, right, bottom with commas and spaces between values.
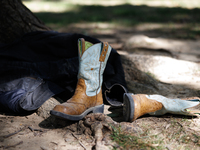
78, 42, 111, 96
147, 95, 200, 116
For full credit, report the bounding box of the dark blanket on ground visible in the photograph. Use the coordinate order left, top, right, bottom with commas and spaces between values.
0, 31, 127, 113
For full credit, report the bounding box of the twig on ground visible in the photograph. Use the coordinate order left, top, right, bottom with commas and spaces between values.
28, 126, 47, 136
28, 126, 43, 132
176, 121, 183, 127
28, 126, 34, 132
63, 127, 75, 138
40, 146, 48, 150
65, 127, 75, 132
50, 141, 58, 145
3, 126, 27, 138
3, 141, 23, 149
71, 133, 87, 150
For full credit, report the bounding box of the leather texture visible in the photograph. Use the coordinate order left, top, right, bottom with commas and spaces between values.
147, 95, 200, 116
131, 94, 163, 121
52, 78, 103, 115
52, 38, 111, 117
99, 42, 109, 62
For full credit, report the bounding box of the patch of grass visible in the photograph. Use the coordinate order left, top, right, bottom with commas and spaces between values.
110, 126, 147, 149
134, 117, 200, 149
35, 4, 200, 25
34, 4, 200, 39
110, 126, 165, 150
192, 133, 200, 145
23, 1, 200, 39
146, 72, 157, 80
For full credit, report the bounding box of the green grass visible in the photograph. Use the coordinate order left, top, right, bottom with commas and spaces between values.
23, 0, 200, 9
110, 126, 148, 149
110, 126, 165, 150
110, 117, 200, 150
146, 72, 157, 80
23, 1, 200, 40
34, 4, 200, 25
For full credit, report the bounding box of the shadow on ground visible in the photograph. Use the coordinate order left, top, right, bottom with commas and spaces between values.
34, 4, 200, 40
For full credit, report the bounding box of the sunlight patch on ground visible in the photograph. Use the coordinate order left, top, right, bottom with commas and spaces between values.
57, 22, 118, 36
148, 56, 200, 86
69, 23, 117, 34
23, 1, 78, 12
120, 51, 200, 89
68, 22, 116, 29
71, 22, 187, 32
134, 23, 187, 32
129, 0, 200, 8
51, 0, 200, 8
23, 0, 200, 13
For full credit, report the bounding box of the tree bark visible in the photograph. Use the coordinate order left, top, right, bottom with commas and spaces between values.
0, 0, 51, 44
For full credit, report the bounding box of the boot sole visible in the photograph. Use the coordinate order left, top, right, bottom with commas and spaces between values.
123, 93, 135, 122
50, 104, 104, 121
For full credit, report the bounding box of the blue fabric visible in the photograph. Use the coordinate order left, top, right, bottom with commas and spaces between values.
0, 77, 63, 114
0, 89, 25, 113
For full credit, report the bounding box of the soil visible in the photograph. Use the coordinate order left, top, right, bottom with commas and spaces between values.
1, 23, 200, 150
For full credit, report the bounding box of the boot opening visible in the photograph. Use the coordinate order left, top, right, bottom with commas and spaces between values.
104, 84, 127, 107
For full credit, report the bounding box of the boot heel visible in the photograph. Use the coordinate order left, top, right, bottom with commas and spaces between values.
123, 93, 134, 122
93, 104, 104, 113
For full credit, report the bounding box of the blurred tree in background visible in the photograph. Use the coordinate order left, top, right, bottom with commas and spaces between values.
0, 0, 50, 44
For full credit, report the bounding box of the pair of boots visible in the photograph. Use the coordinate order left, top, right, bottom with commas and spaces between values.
50, 39, 200, 122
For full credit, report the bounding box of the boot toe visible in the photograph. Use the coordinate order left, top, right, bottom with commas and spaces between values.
52, 103, 86, 116
52, 104, 77, 115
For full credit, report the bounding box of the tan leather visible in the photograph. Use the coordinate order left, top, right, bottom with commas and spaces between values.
80, 38, 85, 54
99, 42, 109, 62
132, 94, 163, 121
53, 78, 103, 115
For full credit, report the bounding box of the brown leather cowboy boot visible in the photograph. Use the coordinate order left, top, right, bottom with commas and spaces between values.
50, 38, 112, 121
123, 93, 200, 122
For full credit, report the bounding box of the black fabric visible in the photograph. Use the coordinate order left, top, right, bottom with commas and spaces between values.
0, 31, 127, 113
104, 83, 127, 107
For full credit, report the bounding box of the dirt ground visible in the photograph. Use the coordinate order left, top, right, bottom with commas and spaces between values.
1, 24, 200, 150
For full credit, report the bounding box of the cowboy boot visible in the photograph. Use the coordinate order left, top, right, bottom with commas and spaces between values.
123, 93, 200, 122
50, 38, 112, 121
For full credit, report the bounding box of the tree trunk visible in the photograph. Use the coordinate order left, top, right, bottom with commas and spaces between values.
0, 0, 51, 44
